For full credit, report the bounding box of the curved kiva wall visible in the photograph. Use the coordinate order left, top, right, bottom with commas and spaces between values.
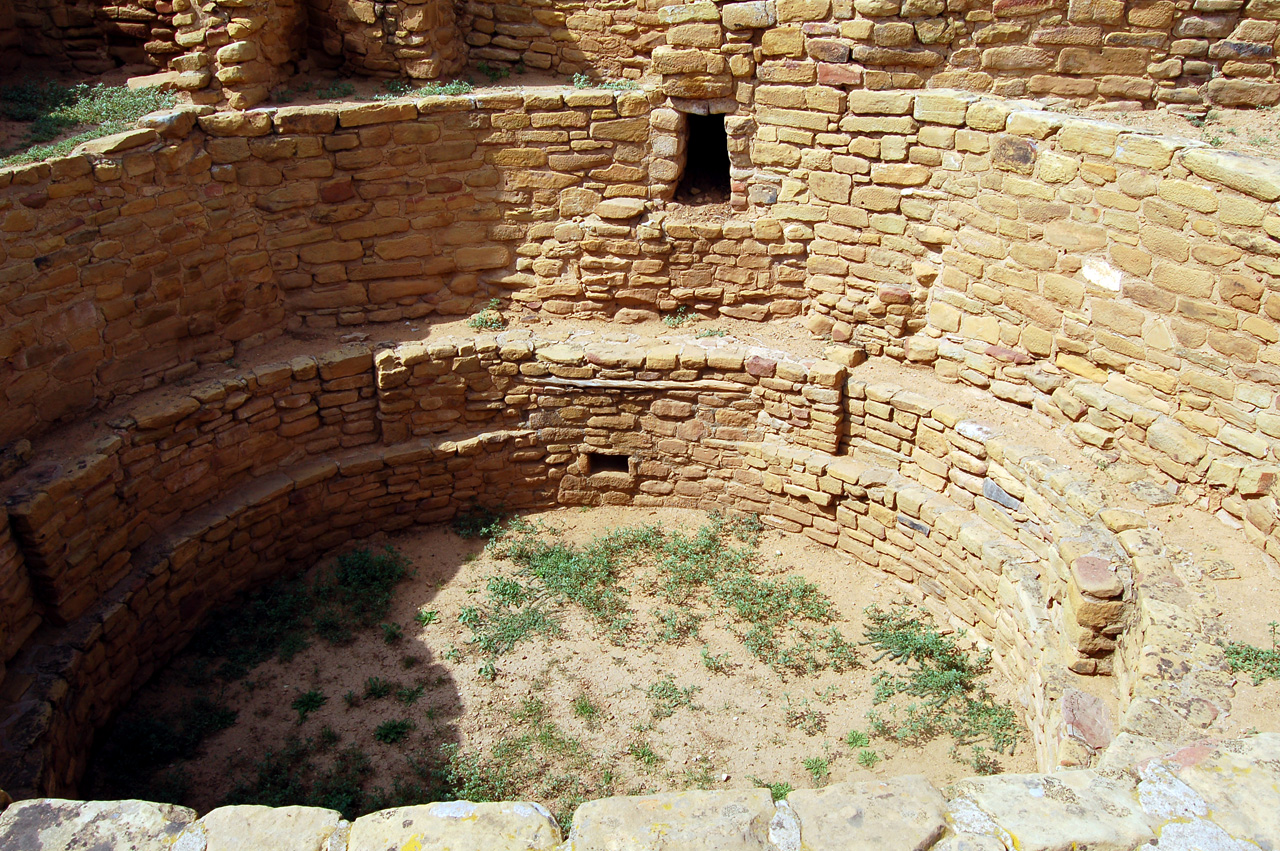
16, 0, 1280, 111
5, 86, 1280, 549
0, 334, 1234, 807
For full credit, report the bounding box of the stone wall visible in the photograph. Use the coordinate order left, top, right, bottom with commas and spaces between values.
0, 332, 1235, 802
6, 0, 174, 73
3, 732, 1279, 850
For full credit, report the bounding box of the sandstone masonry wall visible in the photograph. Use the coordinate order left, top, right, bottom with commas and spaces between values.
0, 333, 1233, 802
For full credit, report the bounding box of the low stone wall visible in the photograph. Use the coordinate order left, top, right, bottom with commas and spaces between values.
5, 737, 1280, 850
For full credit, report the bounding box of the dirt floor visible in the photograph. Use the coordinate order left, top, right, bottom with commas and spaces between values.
85, 507, 1039, 820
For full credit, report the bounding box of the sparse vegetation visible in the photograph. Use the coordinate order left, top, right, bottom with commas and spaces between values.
803, 756, 830, 785
663, 306, 694, 328
466, 298, 507, 331
1, 80, 177, 166
1222, 621, 1280, 685
749, 776, 793, 802
572, 72, 640, 91
646, 676, 700, 719
860, 605, 1021, 773
292, 690, 328, 725
374, 719, 416, 744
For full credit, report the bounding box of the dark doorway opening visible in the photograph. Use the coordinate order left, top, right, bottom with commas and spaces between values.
586, 452, 630, 475
675, 112, 731, 205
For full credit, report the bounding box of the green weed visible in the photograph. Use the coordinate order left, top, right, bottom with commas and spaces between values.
653, 608, 702, 644
860, 605, 1020, 769
452, 506, 506, 539
572, 693, 601, 723
1221, 621, 1280, 684
415, 609, 439, 627
846, 729, 870, 748
364, 677, 395, 699
1, 80, 177, 165
662, 306, 693, 328
396, 684, 425, 705
857, 749, 881, 768
748, 776, 793, 802
224, 737, 375, 819
647, 676, 700, 719
700, 646, 731, 673
629, 741, 661, 767
571, 72, 639, 91
784, 695, 825, 736
375, 719, 416, 744
381, 622, 403, 643
695, 328, 728, 338
803, 756, 830, 786
292, 690, 327, 725
467, 298, 506, 331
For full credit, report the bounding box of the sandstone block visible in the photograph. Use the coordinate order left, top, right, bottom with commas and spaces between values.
567, 790, 773, 850
787, 776, 947, 850
1181, 148, 1280, 201
0, 800, 195, 851
722, 1, 775, 29
350, 802, 560, 851
1147, 416, 1208, 464
178, 805, 342, 851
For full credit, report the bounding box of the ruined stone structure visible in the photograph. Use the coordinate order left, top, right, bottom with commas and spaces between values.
3, 0, 1280, 846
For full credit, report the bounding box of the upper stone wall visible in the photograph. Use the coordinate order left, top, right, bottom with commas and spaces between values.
14, 0, 1280, 110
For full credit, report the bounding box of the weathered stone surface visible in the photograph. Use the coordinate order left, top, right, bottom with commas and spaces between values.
349, 802, 560, 851
1181, 148, 1280, 201
176, 805, 342, 851
947, 771, 1153, 851
564, 790, 774, 849
787, 776, 948, 851
1147, 416, 1208, 464
0, 799, 195, 850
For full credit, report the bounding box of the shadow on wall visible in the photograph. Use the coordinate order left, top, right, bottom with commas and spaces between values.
79, 533, 478, 817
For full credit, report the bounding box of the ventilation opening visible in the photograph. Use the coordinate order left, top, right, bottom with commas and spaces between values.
675, 113, 731, 205
586, 452, 630, 475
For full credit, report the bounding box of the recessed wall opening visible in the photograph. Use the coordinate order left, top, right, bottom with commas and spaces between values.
675, 113, 731, 205
585, 452, 630, 474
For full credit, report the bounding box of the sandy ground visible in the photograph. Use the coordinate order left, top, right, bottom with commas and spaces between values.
87, 507, 1038, 817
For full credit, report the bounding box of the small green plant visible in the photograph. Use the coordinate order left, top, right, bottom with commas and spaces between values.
292, 689, 328, 725
784, 695, 826, 736
857, 749, 881, 768
444, 646, 464, 663
381, 622, 403, 643
571, 72, 640, 91
419, 79, 474, 96
478, 659, 498, 681
629, 741, 661, 768
374, 719, 416, 744
663, 306, 694, 328
364, 677, 394, 699
315, 80, 356, 100
647, 676, 700, 719
396, 684, 425, 705
700, 646, 731, 673
466, 298, 506, 331
477, 61, 511, 83
319, 726, 340, 749
653, 608, 701, 644
1221, 621, 1280, 684
414, 609, 439, 627
572, 693, 601, 722
748, 776, 793, 802
343, 690, 360, 708
846, 729, 870, 748
1209, 135, 1225, 147
803, 756, 830, 786
401, 655, 420, 669
695, 328, 727, 338
379, 78, 414, 97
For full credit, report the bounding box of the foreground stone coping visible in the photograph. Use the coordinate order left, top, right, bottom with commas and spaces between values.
3, 734, 1278, 850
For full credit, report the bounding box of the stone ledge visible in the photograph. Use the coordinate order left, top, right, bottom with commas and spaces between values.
5, 737, 1279, 850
